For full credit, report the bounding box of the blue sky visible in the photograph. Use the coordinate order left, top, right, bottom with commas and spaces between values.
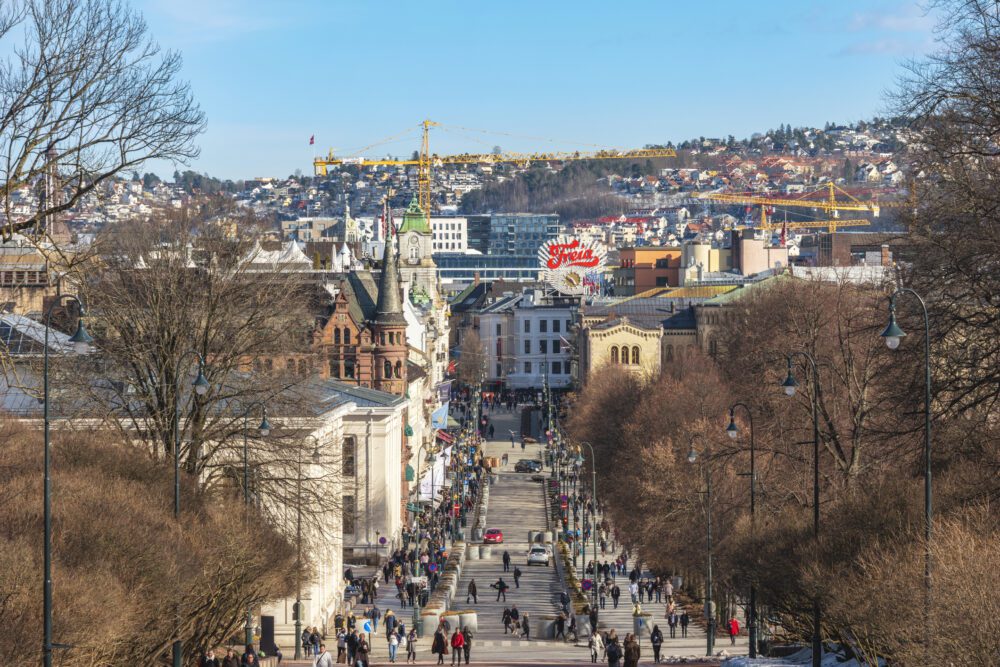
136, 0, 938, 180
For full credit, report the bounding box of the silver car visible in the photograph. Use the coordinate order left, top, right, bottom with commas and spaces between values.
527, 545, 550, 566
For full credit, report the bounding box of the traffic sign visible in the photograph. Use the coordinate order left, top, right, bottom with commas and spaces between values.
428, 563, 438, 572
582, 579, 593, 591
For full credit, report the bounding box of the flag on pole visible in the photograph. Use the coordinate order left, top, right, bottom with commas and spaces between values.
309, 135, 315, 145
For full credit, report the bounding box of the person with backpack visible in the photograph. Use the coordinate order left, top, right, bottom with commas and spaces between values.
650, 625, 663, 664
605, 633, 622, 667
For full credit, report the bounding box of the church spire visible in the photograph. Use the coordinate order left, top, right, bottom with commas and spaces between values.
375, 232, 406, 325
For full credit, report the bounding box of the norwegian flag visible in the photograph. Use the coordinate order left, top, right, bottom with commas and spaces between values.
309, 135, 314, 145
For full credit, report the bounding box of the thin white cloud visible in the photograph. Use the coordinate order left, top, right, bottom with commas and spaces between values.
849, 3, 935, 33
838, 35, 935, 56
140, 0, 286, 42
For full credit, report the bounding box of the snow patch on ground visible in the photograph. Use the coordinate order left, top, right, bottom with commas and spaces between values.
722, 647, 887, 667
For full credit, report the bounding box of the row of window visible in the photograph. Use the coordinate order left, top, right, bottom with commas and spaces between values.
519, 361, 568, 375
521, 319, 570, 334
610, 346, 641, 365
524, 339, 564, 354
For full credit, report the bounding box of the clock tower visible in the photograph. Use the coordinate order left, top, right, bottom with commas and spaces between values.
396, 196, 439, 303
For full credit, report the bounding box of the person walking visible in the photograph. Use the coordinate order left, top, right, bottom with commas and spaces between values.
467, 579, 478, 604
589, 629, 604, 663
728, 616, 740, 645
667, 611, 678, 638
403, 628, 417, 664
432, 627, 447, 665
336, 629, 347, 663
598, 583, 607, 610
680, 611, 689, 638
606, 633, 621, 667
461, 627, 472, 665
449, 629, 464, 666
502, 550, 511, 572
385, 610, 398, 638
650, 626, 663, 664
317, 643, 335, 667
521, 612, 531, 641
388, 632, 399, 664
559, 590, 571, 615
589, 606, 599, 637
346, 630, 359, 666
492, 577, 509, 601
201, 649, 220, 667
627, 580, 639, 605
663, 579, 673, 601
221, 649, 240, 667
356, 636, 370, 667
623, 633, 640, 667
512, 566, 522, 588
502, 608, 512, 634
610, 584, 621, 609
554, 612, 566, 641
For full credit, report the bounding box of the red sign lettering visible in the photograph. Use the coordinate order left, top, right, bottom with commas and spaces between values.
546, 240, 600, 270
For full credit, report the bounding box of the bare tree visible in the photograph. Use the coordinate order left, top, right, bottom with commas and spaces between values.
75, 209, 343, 531
0, 0, 204, 240
457, 329, 487, 386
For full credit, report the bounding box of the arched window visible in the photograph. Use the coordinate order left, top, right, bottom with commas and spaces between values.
334, 328, 341, 345
709, 338, 718, 358
383, 360, 392, 379
343, 328, 351, 345
394, 360, 402, 378
610, 346, 619, 364
632, 346, 640, 364
344, 359, 355, 379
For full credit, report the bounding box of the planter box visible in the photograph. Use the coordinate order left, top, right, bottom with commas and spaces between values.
480, 545, 493, 559
458, 611, 478, 633
467, 545, 480, 560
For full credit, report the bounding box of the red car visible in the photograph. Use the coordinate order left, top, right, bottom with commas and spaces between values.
483, 528, 503, 544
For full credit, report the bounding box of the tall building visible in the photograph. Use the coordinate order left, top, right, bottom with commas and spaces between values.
488, 214, 561, 258
430, 216, 468, 252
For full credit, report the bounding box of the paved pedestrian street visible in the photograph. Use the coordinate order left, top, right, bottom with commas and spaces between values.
354, 409, 746, 665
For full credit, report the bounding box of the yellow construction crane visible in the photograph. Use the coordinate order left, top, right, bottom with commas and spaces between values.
698, 182, 895, 233
313, 119, 677, 222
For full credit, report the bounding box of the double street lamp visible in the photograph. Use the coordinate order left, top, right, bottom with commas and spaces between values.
779, 352, 822, 667
725, 403, 758, 658
42, 295, 93, 667
170, 350, 211, 667
578, 440, 599, 624
880, 288, 932, 656
686, 434, 715, 657
294, 436, 322, 660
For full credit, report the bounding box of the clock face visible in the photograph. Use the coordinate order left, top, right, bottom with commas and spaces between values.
408, 234, 419, 246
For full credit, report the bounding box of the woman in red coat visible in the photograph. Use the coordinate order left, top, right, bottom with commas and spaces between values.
727, 617, 740, 645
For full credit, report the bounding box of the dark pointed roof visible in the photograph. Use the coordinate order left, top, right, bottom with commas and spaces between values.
375, 234, 406, 326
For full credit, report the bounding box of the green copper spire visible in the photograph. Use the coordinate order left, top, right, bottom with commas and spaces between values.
397, 196, 431, 235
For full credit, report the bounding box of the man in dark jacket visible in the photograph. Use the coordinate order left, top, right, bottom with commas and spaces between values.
502, 551, 511, 572
461, 627, 473, 664
610, 584, 621, 609
492, 577, 509, 601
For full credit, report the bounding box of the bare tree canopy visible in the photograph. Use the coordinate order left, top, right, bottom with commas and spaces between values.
0, 0, 204, 239
895, 0, 1000, 421
457, 329, 487, 386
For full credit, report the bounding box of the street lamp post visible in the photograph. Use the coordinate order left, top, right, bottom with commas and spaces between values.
412, 443, 436, 631
294, 435, 322, 660
780, 352, 822, 667
579, 441, 599, 626
686, 435, 714, 657
42, 295, 93, 667
170, 350, 210, 667
880, 289, 932, 656
726, 403, 757, 658
242, 402, 271, 647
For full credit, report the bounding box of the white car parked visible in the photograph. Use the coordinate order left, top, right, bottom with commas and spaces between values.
527, 545, 551, 566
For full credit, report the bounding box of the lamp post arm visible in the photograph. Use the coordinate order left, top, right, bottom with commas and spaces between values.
729, 401, 757, 658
